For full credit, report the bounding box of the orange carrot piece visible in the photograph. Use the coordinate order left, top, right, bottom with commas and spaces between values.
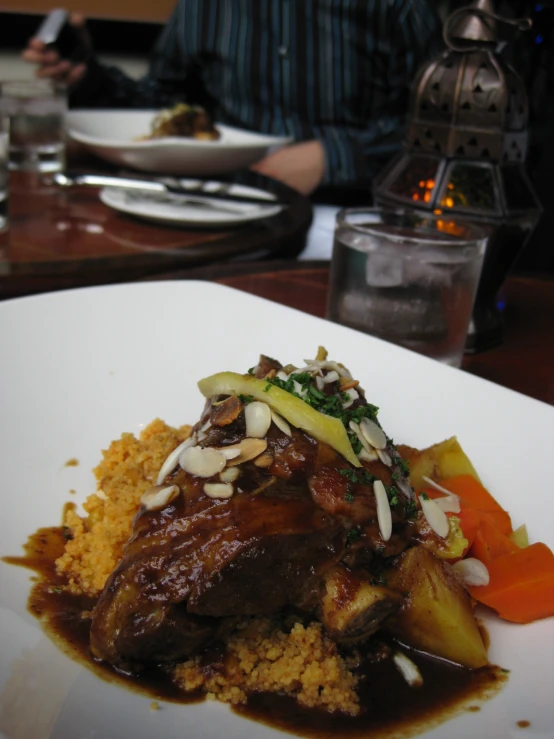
437, 475, 512, 535
470, 515, 519, 564
468, 542, 554, 623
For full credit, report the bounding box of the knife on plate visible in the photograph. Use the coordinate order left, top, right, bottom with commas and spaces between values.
53, 172, 283, 209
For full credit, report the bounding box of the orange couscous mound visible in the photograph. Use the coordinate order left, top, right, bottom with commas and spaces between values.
175, 616, 359, 714
56, 419, 192, 596
56, 419, 360, 714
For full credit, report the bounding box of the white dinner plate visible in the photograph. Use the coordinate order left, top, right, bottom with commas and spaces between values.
0, 281, 553, 739
99, 181, 283, 227
67, 110, 292, 175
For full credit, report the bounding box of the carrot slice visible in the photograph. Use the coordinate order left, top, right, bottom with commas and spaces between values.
470, 515, 519, 564
468, 543, 554, 623
437, 475, 512, 535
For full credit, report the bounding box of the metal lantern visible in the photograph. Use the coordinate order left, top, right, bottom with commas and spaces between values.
374, 0, 542, 353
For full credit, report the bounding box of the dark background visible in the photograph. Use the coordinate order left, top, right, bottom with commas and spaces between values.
1, 1, 552, 272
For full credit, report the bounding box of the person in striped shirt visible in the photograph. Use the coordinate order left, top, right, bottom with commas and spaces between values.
23, 0, 442, 194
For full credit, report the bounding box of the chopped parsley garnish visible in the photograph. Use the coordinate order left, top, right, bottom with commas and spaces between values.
264, 373, 379, 432
348, 431, 362, 455
420, 492, 429, 500
386, 486, 399, 507
247, 367, 255, 375
346, 528, 361, 545
398, 457, 410, 475
339, 469, 359, 483
339, 469, 377, 485
391, 470, 400, 481
344, 492, 355, 503
404, 499, 418, 518
238, 394, 254, 404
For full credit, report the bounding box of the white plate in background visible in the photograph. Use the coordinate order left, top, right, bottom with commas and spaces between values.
67, 110, 292, 175
99, 181, 283, 227
0, 281, 553, 739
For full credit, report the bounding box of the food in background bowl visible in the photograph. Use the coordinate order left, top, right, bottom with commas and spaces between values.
147, 103, 220, 140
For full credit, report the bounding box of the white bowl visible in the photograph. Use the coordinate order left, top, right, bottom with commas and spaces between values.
67, 110, 292, 175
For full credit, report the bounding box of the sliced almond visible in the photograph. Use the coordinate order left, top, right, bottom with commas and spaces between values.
157, 435, 196, 485
433, 494, 461, 514
393, 652, 423, 688
422, 476, 459, 499
254, 452, 274, 468
374, 479, 392, 541
419, 494, 450, 538
377, 449, 392, 467
218, 447, 242, 461
358, 447, 378, 463
342, 387, 359, 409
219, 467, 240, 483
224, 438, 268, 466
349, 421, 373, 454
359, 417, 387, 450
141, 484, 179, 511
203, 482, 234, 499
179, 446, 227, 478
339, 378, 359, 391
323, 370, 340, 384
271, 410, 292, 436
451, 558, 490, 587
245, 401, 272, 438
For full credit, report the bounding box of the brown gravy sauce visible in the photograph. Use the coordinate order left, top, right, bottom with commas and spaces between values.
4, 522, 508, 739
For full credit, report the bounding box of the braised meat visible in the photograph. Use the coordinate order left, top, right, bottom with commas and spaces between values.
90, 353, 416, 672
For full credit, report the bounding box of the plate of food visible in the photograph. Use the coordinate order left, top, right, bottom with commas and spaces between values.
66, 106, 292, 175
0, 281, 553, 739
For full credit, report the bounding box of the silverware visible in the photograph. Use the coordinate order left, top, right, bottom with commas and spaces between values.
53, 172, 282, 210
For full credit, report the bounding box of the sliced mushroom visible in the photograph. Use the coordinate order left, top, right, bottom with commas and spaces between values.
210, 396, 243, 427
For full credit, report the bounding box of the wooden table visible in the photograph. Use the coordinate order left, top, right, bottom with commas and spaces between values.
0, 169, 312, 300
2, 165, 552, 407
149, 260, 554, 406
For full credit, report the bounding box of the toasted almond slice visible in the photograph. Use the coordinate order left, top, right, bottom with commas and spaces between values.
203, 482, 234, 499
323, 370, 340, 384
349, 420, 372, 454
359, 417, 387, 450
276, 370, 289, 381
419, 494, 450, 538
179, 446, 227, 478
393, 652, 423, 688
339, 378, 359, 391
254, 452, 274, 468
141, 484, 179, 511
271, 410, 292, 436
342, 387, 359, 409
225, 438, 268, 466
451, 558, 490, 586
358, 447, 378, 463
157, 435, 196, 485
219, 467, 240, 483
377, 449, 392, 467
245, 401, 272, 438
422, 476, 460, 499
374, 480, 392, 541
433, 494, 461, 514
316, 375, 325, 391
218, 447, 242, 460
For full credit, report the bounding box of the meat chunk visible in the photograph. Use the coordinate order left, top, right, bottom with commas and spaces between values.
90, 468, 346, 670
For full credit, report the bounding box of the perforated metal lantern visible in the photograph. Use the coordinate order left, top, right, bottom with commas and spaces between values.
374, 0, 542, 353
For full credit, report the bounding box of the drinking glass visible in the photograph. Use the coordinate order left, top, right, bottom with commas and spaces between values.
0, 80, 67, 173
327, 208, 487, 367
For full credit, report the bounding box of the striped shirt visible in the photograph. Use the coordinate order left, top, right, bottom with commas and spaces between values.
72, 0, 442, 186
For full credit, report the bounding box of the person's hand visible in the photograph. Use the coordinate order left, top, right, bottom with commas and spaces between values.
21, 13, 91, 88
251, 140, 325, 195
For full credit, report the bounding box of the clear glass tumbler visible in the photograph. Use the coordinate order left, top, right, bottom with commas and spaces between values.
0, 79, 67, 173
327, 208, 487, 367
